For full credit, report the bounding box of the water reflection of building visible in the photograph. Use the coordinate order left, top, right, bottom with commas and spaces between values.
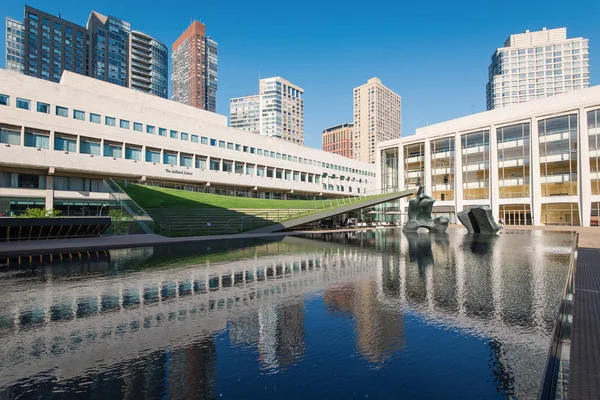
0, 237, 374, 390
320, 229, 572, 397
324, 279, 406, 364
229, 302, 306, 371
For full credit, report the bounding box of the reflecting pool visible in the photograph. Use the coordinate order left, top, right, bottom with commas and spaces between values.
0, 229, 574, 399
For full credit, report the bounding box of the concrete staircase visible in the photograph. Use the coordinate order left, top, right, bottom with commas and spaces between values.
146, 208, 314, 236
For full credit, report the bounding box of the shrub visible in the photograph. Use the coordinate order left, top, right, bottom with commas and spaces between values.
16, 208, 61, 218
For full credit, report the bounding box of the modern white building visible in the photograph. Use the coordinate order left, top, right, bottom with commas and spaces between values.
377, 84, 600, 227
353, 77, 402, 164
0, 69, 376, 216
486, 27, 590, 110
230, 77, 305, 145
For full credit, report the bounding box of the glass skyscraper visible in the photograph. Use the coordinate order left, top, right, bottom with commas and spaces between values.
5, 17, 25, 74
486, 27, 590, 110
87, 12, 130, 87
129, 30, 168, 98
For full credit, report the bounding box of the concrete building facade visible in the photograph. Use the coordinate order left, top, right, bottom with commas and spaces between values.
0, 69, 375, 216
171, 21, 218, 112
230, 77, 305, 145
353, 78, 401, 164
377, 85, 600, 227
322, 123, 353, 159
486, 27, 590, 110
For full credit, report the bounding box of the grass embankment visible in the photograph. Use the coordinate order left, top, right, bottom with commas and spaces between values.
122, 183, 360, 210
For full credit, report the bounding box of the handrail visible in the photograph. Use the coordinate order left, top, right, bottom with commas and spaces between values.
105, 179, 155, 234
537, 233, 578, 400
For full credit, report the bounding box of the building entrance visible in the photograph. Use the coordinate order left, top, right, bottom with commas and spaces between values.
500, 204, 531, 225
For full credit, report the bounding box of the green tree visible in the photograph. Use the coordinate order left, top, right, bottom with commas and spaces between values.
16, 208, 61, 218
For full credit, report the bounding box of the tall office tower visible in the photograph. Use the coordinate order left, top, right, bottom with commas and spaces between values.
230, 95, 261, 132
486, 27, 590, 110
230, 77, 305, 144
87, 12, 130, 87
322, 123, 354, 159
5, 17, 25, 74
20, 6, 88, 82
129, 30, 168, 98
171, 21, 218, 112
353, 77, 402, 164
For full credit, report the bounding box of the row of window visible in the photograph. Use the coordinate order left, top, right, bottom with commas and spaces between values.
0, 93, 375, 178
0, 128, 368, 189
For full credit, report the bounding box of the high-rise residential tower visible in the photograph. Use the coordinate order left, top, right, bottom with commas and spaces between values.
171, 21, 218, 112
129, 30, 168, 98
322, 123, 353, 159
230, 77, 305, 145
87, 12, 130, 87
5, 17, 25, 74
353, 77, 401, 164
486, 27, 590, 110
20, 6, 88, 82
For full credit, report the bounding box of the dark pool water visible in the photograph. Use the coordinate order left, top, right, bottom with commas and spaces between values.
0, 229, 574, 399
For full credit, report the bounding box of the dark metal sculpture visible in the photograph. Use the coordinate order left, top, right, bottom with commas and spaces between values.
402, 187, 449, 233
457, 205, 500, 234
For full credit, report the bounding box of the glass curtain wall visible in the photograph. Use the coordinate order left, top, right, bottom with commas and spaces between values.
430, 137, 454, 201
381, 147, 398, 193
404, 143, 424, 190
500, 204, 531, 225
497, 122, 530, 198
541, 203, 580, 226
461, 130, 490, 200
588, 109, 600, 195
538, 114, 578, 196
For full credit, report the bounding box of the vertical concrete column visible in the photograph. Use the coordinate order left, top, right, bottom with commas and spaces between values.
49, 130, 55, 151
579, 107, 592, 227
454, 133, 463, 214
530, 117, 542, 226
76, 134, 81, 154
20, 126, 25, 146
489, 125, 500, 221
100, 139, 105, 156
375, 147, 383, 192
121, 143, 126, 159
45, 174, 54, 210
424, 139, 432, 195
398, 144, 407, 223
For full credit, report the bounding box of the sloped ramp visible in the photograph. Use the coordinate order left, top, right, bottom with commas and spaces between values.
246, 189, 417, 234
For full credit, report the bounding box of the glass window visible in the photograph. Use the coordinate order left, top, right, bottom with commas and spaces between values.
201, 136, 208, 145
105, 116, 116, 127
24, 131, 49, 149
104, 142, 123, 158
195, 157, 207, 169
170, 130, 178, 139
146, 125, 155, 134
210, 159, 221, 171
145, 149, 160, 163
54, 136, 76, 152
16, 98, 30, 110
250, 147, 256, 154
219, 140, 225, 148
73, 109, 85, 120
257, 149, 263, 155
210, 139, 217, 146
80, 139, 101, 155
120, 119, 130, 129
246, 164, 255, 175
163, 152, 177, 165
180, 154, 193, 167
55, 106, 68, 117
227, 142, 234, 150
223, 160, 233, 172
0, 127, 21, 145
125, 146, 142, 161
90, 113, 101, 124
133, 122, 143, 132
191, 134, 198, 143
181, 132, 189, 141
236, 144, 241, 151
159, 128, 167, 137
243, 146, 249, 152
0, 94, 9, 106
36, 102, 50, 113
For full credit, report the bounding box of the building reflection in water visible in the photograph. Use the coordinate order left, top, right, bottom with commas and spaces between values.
0, 231, 573, 399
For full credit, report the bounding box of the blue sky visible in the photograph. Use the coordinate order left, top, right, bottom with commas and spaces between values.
2, 0, 599, 149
